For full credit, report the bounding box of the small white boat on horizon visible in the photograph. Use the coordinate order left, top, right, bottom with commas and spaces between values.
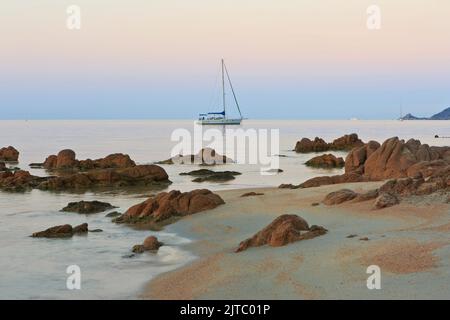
197, 59, 243, 125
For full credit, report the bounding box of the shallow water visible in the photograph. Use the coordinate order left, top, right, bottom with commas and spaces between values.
0, 120, 448, 299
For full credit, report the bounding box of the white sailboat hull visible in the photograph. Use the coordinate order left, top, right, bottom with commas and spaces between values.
196, 118, 242, 125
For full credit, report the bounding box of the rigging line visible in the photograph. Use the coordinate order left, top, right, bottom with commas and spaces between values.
223, 62, 243, 119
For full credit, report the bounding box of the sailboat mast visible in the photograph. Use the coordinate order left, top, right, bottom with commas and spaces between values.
222, 59, 226, 117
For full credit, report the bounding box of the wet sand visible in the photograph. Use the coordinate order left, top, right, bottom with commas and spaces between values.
141, 182, 450, 300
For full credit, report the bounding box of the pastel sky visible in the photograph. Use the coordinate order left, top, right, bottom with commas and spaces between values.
1, 0, 450, 119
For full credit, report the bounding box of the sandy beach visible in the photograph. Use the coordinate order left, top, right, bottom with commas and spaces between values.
142, 182, 450, 300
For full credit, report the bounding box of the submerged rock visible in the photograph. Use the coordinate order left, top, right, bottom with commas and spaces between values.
305, 154, 345, 168
115, 189, 225, 226
180, 169, 241, 182
105, 211, 122, 218
235, 214, 327, 252
32, 223, 89, 238
61, 201, 117, 214
0, 146, 19, 162
156, 148, 234, 165
132, 236, 163, 253
241, 192, 264, 197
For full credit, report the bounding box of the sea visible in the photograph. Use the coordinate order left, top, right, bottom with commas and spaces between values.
0, 120, 448, 299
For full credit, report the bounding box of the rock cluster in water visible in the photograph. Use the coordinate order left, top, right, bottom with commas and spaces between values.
30, 149, 135, 171
0, 149, 170, 192
294, 134, 364, 153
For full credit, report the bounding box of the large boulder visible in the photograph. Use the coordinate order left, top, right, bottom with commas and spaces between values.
235, 214, 327, 252
61, 201, 117, 214
55, 149, 78, 169
305, 154, 345, 168
295, 137, 328, 153
0, 146, 19, 162
115, 189, 225, 225
294, 134, 364, 153
345, 141, 380, 173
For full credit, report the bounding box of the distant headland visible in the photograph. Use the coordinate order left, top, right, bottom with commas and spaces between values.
400, 107, 450, 120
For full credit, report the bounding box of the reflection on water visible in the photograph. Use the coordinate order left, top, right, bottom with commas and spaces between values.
0, 120, 448, 299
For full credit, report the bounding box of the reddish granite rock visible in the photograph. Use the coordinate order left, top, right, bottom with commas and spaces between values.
0, 146, 19, 162
305, 154, 345, 168
116, 189, 225, 225
0, 170, 45, 191
299, 172, 366, 188
235, 214, 327, 252
55, 149, 77, 169
323, 189, 358, 205
294, 134, 364, 153
132, 236, 163, 253
345, 141, 380, 174
295, 137, 328, 153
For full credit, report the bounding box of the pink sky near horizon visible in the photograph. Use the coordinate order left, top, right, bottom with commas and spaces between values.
1, 0, 449, 119
2, 0, 450, 76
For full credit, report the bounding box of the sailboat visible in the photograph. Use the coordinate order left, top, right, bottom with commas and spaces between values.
197, 59, 243, 125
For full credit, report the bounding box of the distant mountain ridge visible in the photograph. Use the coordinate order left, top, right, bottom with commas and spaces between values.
400, 107, 450, 120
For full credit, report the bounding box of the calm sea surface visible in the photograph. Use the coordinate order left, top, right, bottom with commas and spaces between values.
0, 120, 448, 299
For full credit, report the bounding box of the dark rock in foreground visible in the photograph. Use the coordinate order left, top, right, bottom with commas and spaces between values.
294, 134, 364, 153
0, 162, 6, 172
32, 223, 89, 238
235, 214, 327, 252
0, 146, 19, 162
61, 201, 117, 214
241, 192, 264, 197
114, 189, 225, 226
132, 236, 163, 253
305, 154, 345, 168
